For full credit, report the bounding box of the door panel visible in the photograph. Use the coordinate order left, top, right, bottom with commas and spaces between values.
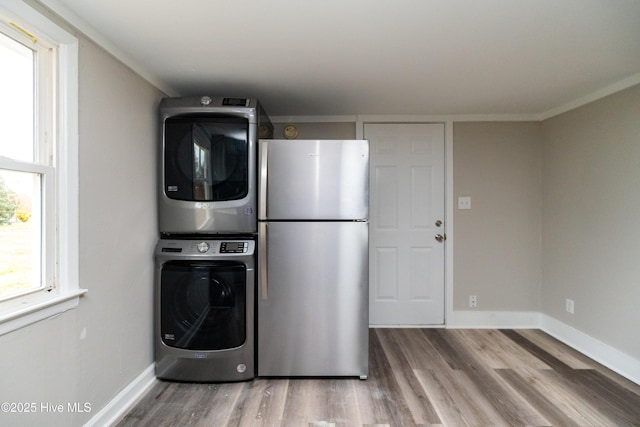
375, 247, 398, 299
412, 165, 432, 228
375, 166, 398, 228
365, 123, 445, 325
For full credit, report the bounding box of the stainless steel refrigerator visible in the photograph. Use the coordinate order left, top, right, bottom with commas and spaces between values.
257, 139, 369, 378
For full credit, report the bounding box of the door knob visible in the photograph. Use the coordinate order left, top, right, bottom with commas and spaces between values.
435, 233, 446, 243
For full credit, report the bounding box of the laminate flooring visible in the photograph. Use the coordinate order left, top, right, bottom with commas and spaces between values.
116, 329, 640, 426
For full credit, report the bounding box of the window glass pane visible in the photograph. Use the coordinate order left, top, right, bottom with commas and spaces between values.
0, 31, 34, 162
0, 170, 42, 299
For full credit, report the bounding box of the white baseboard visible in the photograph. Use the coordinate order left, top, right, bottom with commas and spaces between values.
540, 314, 640, 385
370, 324, 445, 328
446, 310, 541, 329
84, 364, 156, 427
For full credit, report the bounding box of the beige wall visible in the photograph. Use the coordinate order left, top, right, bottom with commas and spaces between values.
0, 24, 163, 427
272, 122, 356, 140
541, 84, 640, 359
453, 122, 542, 311
451, 85, 640, 361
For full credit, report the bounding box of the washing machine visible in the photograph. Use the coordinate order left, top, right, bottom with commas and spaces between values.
154, 238, 255, 382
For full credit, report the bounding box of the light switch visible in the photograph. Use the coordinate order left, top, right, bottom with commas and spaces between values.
458, 196, 472, 210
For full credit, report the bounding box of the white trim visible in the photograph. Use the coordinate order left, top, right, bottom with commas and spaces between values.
445, 121, 454, 326
274, 114, 545, 125
0, 0, 82, 334
0, 158, 54, 174
0, 289, 86, 335
56, 38, 79, 293
84, 364, 157, 427
357, 114, 543, 123
540, 72, 640, 120
540, 314, 640, 386
370, 324, 445, 328
446, 310, 541, 329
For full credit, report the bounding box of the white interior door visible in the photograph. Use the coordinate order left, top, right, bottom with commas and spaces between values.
365, 123, 445, 325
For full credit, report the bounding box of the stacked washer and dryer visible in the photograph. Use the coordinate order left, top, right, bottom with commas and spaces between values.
154, 96, 272, 382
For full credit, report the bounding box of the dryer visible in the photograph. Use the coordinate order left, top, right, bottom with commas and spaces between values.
154, 238, 255, 382
159, 96, 272, 236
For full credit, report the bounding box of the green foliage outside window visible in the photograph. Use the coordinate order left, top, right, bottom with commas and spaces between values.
0, 177, 17, 225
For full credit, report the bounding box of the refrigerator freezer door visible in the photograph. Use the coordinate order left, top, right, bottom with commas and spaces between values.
258, 221, 369, 377
259, 139, 369, 220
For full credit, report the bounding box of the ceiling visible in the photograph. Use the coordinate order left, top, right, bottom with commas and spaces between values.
41, 0, 640, 117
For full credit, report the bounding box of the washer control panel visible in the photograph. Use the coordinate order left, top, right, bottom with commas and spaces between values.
220, 241, 248, 253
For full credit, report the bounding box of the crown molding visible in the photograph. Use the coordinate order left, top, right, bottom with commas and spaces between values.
540, 72, 640, 120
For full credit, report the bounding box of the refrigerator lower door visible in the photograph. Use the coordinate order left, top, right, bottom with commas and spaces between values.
258, 221, 369, 377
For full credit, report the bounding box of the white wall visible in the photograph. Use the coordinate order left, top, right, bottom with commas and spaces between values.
541, 83, 640, 360
0, 27, 163, 427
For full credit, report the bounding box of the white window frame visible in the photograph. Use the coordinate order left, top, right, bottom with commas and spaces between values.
0, 0, 83, 335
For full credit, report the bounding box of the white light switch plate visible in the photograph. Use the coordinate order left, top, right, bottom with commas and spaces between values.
458, 196, 472, 210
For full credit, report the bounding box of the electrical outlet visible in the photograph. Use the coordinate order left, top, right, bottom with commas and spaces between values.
565, 299, 574, 314
469, 295, 477, 308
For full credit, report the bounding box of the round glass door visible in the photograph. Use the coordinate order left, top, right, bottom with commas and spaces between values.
160, 261, 246, 350
164, 114, 249, 202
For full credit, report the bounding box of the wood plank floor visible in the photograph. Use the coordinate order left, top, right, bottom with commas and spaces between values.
115, 329, 640, 426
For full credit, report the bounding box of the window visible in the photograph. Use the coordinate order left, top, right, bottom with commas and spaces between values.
0, 22, 52, 301
0, 1, 82, 334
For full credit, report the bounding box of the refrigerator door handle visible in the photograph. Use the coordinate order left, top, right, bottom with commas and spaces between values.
258, 140, 268, 219
259, 222, 268, 299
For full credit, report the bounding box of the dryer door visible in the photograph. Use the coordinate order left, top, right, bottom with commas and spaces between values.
164, 115, 249, 202
160, 261, 246, 350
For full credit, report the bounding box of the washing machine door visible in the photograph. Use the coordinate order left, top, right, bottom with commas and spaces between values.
160, 261, 246, 350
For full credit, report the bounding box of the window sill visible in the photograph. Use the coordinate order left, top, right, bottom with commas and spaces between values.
0, 289, 87, 336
